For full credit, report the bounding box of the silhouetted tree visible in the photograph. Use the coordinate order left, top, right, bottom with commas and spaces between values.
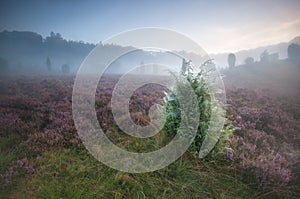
244, 57, 254, 65
61, 64, 70, 74
50, 32, 55, 38
260, 50, 269, 62
45, 32, 66, 52
260, 50, 279, 62
228, 53, 236, 68
49, 31, 62, 40
287, 43, 300, 60
46, 56, 51, 72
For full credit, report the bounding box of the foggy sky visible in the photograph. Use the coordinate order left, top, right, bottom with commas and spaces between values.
1, 0, 300, 53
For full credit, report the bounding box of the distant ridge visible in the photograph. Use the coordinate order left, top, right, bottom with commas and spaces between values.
209, 36, 300, 68
290, 36, 300, 44
1, 30, 299, 72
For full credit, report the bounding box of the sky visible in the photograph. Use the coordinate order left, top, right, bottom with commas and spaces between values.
0, 0, 300, 54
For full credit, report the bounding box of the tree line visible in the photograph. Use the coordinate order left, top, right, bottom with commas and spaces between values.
227, 43, 300, 68
0, 30, 95, 75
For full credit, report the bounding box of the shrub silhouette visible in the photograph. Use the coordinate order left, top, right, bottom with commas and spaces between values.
228, 53, 236, 68
244, 57, 254, 65
46, 56, 51, 72
61, 64, 70, 74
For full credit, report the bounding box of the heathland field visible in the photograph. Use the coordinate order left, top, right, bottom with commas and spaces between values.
1, 60, 300, 198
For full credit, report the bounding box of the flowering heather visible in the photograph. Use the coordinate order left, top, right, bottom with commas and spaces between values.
226, 86, 300, 187
0, 76, 299, 191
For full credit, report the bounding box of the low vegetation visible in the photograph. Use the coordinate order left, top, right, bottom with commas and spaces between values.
0, 66, 299, 198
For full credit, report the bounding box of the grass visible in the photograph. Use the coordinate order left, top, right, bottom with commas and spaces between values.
0, 134, 26, 198
1, 144, 294, 199
0, 133, 28, 175
0, 125, 296, 198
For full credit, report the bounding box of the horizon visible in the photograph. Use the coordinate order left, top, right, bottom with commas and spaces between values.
1, 29, 299, 56
1, 1, 300, 54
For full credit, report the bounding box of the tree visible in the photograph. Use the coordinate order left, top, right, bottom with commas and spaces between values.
49, 31, 62, 40
287, 43, 300, 60
244, 57, 254, 65
61, 64, 70, 74
50, 31, 55, 38
260, 50, 269, 62
228, 53, 236, 68
45, 32, 65, 49
46, 56, 52, 72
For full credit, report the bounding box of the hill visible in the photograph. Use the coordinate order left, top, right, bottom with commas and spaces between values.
210, 36, 300, 68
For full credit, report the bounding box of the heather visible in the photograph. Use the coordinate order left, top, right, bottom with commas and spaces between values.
226, 87, 300, 188
0, 75, 299, 198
